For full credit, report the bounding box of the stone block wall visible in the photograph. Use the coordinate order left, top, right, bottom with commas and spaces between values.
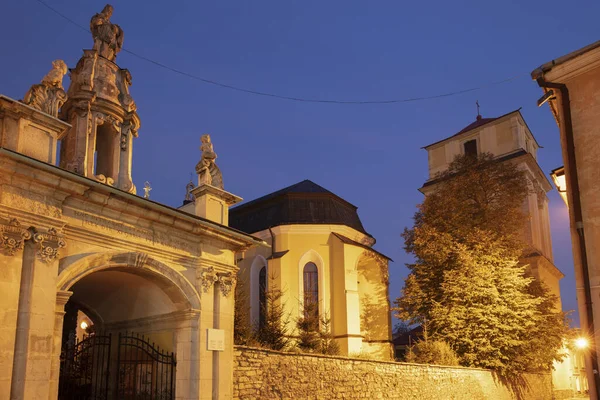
234, 346, 552, 400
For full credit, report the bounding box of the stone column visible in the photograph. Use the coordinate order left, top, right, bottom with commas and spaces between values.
47, 291, 72, 399
116, 120, 136, 194
215, 274, 235, 399
175, 310, 201, 400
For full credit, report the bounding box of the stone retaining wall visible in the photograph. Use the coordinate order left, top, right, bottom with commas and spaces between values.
234, 346, 552, 400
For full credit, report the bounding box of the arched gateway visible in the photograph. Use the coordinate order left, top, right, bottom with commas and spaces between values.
56, 252, 201, 399
0, 5, 264, 400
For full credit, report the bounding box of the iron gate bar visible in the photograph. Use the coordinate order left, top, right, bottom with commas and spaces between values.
117, 331, 176, 400
58, 332, 111, 400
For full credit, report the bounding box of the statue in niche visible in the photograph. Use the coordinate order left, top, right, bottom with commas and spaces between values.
90, 4, 124, 61
195, 134, 224, 189
23, 60, 68, 117
184, 181, 195, 203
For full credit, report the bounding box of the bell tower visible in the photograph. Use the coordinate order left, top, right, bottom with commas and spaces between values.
59, 4, 140, 193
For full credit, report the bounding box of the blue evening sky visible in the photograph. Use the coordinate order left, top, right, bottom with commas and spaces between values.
2, 0, 598, 326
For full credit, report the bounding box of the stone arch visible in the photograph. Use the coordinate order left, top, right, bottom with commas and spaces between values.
250, 255, 268, 325
298, 249, 326, 317
57, 251, 201, 311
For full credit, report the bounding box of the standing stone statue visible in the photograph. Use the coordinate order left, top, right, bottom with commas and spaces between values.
90, 4, 123, 61
195, 135, 224, 189
23, 60, 68, 117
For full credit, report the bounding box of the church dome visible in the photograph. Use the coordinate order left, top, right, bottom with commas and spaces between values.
230, 180, 370, 236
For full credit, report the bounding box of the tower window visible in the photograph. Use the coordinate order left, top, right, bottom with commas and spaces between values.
463, 139, 477, 157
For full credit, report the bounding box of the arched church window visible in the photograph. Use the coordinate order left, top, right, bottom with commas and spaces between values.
303, 262, 319, 319
258, 266, 267, 328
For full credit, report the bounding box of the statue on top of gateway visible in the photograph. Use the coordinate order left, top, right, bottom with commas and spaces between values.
90, 4, 123, 61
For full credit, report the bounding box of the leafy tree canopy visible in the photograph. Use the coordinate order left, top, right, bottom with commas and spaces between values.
395, 153, 568, 376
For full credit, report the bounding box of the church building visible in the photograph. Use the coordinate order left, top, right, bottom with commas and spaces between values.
229, 180, 393, 359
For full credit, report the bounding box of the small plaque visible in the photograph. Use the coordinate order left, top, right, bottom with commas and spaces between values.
207, 329, 225, 351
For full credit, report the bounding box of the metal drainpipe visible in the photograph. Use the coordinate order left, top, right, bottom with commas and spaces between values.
268, 227, 276, 259
535, 75, 600, 398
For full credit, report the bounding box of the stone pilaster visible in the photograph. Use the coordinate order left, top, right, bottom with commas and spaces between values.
0, 218, 29, 396
8, 225, 65, 400
47, 290, 72, 400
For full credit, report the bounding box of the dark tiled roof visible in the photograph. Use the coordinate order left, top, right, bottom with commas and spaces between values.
230, 180, 370, 236
455, 116, 499, 135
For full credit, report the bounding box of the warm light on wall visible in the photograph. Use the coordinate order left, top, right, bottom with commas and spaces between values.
80, 321, 88, 330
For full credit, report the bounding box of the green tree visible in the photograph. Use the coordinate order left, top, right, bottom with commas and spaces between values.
233, 277, 255, 346
318, 312, 340, 355
296, 302, 320, 352
395, 153, 568, 376
296, 302, 340, 355
255, 275, 290, 351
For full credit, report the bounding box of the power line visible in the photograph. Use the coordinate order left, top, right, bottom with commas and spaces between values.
33, 0, 527, 105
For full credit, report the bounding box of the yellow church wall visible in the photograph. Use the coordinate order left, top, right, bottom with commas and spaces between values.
358, 255, 393, 360
235, 225, 392, 359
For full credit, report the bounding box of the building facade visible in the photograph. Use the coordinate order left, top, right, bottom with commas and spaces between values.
532, 39, 600, 400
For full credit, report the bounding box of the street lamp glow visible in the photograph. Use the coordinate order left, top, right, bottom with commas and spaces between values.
575, 337, 588, 349
80, 321, 88, 330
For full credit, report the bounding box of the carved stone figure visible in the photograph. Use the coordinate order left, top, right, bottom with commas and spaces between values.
90, 4, 124, 61
195, 134, 224, 189
184, 181, 195, 202
23, 60, 68, 117
143, 181, 152, 199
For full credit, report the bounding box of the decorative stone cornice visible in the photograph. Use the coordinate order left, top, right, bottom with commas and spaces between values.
0, 218, 32, 256
55, 290, 73, 307
33, 227, 66, 263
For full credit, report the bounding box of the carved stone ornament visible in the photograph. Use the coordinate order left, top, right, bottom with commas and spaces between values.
217, 272, 235, 297
0, 219, 32, 256
195, 135, 224, 189
23, 60, 68, 117
120, 122, 131, 150
33, 227, 66, 263
90, 4, 124, 62
200, 266, 218, 293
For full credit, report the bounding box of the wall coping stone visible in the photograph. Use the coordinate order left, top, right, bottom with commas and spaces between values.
234, 345, 549, 376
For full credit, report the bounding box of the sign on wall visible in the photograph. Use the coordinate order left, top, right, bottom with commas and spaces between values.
207, 328, 225, 351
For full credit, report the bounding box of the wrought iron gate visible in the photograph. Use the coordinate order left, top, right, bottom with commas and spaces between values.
116, 332, 176, 400
59, 332, 176, 400
58, 334, 111, 400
